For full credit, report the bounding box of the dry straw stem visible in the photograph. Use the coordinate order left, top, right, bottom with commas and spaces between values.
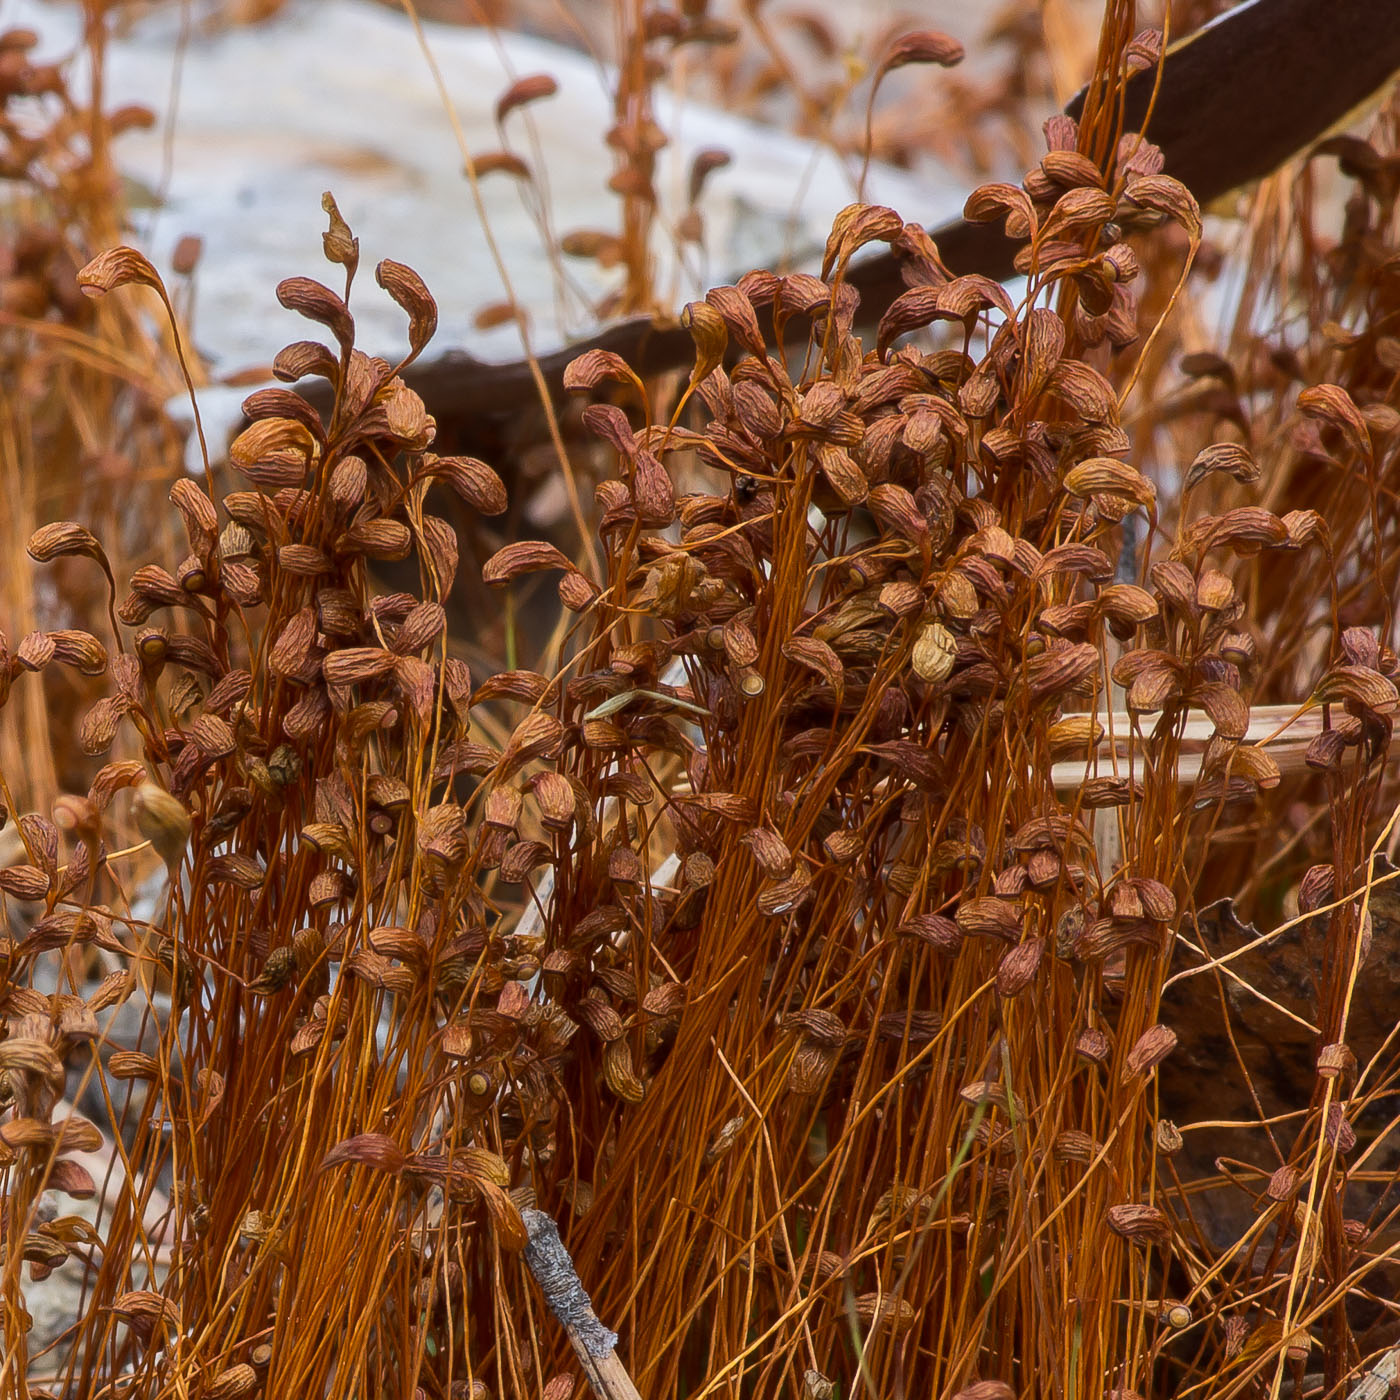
1051, 701, 1369, 798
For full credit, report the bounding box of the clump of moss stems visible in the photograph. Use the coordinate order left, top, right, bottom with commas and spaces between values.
0, 8, 192, 817
5, 2, 1400, 1399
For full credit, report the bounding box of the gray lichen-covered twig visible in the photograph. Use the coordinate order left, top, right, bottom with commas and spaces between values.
1346, 1344, 1400, 1400
522, 1209, 642, 1400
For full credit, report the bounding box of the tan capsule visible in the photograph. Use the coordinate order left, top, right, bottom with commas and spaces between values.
1161, 1302, 1193, 1329
736, 666, 765, 696
131, 782, 191, 873
135, 628, 169, 665
911, 620, 956, 683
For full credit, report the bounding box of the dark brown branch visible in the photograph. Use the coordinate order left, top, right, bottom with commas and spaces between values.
374, 0, 1400, 454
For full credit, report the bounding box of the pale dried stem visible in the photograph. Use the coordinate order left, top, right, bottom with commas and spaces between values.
1053, 701, 1341, 798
